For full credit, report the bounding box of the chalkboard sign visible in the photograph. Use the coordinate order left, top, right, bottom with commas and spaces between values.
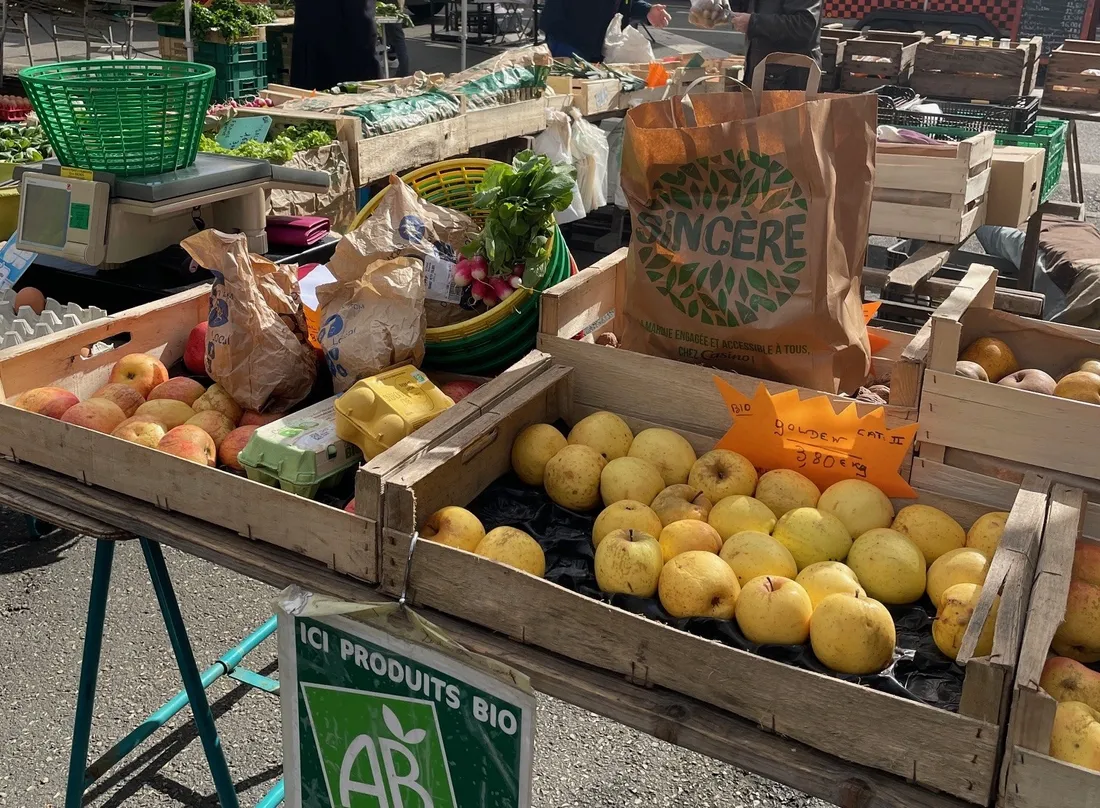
1018, 0, 1094, 55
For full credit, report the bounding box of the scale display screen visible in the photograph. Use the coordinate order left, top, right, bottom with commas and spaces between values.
21, 181, 70, 249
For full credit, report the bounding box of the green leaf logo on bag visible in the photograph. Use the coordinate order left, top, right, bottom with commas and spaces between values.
302, 683, 458, 807
633, 149, 807, 327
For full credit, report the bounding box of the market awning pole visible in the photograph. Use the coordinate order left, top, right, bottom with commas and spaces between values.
184, 0, 193, 61
461, 0, 467, 69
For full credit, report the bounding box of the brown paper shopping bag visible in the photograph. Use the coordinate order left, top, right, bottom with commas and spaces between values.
620, 54, 876, 393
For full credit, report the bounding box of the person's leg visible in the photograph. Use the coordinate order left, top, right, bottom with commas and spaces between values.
388, 23, 410, 76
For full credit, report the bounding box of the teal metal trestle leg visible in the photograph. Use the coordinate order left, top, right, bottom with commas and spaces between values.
64, 537, 283, 807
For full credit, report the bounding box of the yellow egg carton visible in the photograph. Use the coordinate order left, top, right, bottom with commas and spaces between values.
335, 366, 455, 459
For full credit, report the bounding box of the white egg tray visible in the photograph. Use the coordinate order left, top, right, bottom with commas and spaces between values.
0, 288, 108, 350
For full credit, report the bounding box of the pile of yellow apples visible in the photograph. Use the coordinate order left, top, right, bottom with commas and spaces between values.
421, 410, 1011, 678
958, 336, 1100, 405
1039, 540, 1100, 773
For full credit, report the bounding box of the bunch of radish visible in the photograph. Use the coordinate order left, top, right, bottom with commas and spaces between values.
207, 97, 275, 117
453, 255, 524, 309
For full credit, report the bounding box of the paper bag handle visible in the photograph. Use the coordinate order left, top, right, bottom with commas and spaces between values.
679, 74, 757, 129
750, 52, 822, 99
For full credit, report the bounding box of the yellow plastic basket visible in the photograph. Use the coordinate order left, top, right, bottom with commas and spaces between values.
350, 158, 554, 343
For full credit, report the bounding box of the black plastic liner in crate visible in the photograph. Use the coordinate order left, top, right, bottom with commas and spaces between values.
467, 471, 967, 713
875, 91, 1038, 135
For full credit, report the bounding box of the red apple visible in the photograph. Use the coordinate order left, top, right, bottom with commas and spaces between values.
345, 498, 356, 514
218, 425, 258, 470
159, 425, 216, 466
441, 380, 482, 403
239, 410, 281, 427
91, 383, 145, 417
108, 354, 169, 397
10, 386, 79, 419
184, 322, 208, 376
61, 399, 127, 433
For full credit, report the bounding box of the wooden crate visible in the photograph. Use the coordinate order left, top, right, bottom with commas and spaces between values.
377, 343, 1052, 805
0, 288, 551, 583
910, 36, 1042, 101
1044, 40, 1100, 111
871, 132, 994, 243
821, 27, 861, 90
839, 31, 923, 93
912, 291, 1100, 493
1000, 483, 1100, 808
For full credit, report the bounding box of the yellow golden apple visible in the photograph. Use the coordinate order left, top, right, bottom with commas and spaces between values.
735, 576, 813, 645
658, 519, 723, 562
687, 449, 757, 504
600, 456, 665, 508
771, 507, 853, 570
147, 377, 205, 407
926, 548, 989, 609
567, 411, 634, 461
594, 528, 663, 597
966, 511, 1009, 559
1073, 540, 1100, 587
1050, 701, 1100, 772
1054, 371, 1100, 405
1073, 358, 1100, 377
186, 411, 235, 449
1042, 656, 1100, 713
658, 550, 740, 619
796, 561, 865, 609
708, 495, 777, 541
192, 383, 243, 426
810, 592, 896, 674
627, 428, 696, 486
592, 500, 663, 548
847, 528, 926, 605
91, 382, 145, 418
753, 468, 821, 518
817, 479, 895, 539
891, 504, 966, 566
960, 336, 1018, 382
112, 416, 168, 449
475, 527, 546, 577
511, 423, 567, 485
135, 399, 197, 430
422, 506, 485, 552
650, 484, 712, 527
543, 444, 606, 511
933, 582, 998, 661
1053, 580, 1100, 663
719, 530, 798, 587
108, 353, 169, 397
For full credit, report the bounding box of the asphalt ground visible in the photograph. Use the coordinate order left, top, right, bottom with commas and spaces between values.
4, 6, 1100, 807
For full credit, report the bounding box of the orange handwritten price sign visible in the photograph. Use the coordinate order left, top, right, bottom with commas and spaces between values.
713, 378, 919, 497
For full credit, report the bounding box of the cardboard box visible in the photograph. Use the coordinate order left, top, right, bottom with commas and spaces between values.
985, 145, 1044, 228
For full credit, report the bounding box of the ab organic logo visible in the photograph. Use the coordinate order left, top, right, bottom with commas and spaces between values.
634, 149, 808, 327
302, 684, 457, 808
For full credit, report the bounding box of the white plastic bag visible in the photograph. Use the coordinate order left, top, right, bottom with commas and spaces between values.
688, 0, 732, 28
603, 13, 654, 64
569, 109, 609, 212
532, 110, 586, 224
601, 117, 628, 209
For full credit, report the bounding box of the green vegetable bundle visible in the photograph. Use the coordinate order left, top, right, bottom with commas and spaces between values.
199, 122, 335, 164
463, 150, 576, 282
0, 123, 52, 164
343, 91, 460, 138
152, 0, 275, 43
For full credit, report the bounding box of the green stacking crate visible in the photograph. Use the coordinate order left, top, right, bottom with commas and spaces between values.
909, 120, 1068, 204
212, 74, 266, 102
197, 39, 266, 65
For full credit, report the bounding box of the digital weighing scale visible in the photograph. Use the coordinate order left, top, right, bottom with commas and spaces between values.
12, 154, 331, 267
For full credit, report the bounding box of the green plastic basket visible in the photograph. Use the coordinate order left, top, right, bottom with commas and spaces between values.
19, 60, 214, 177
908, 120, 1069, 204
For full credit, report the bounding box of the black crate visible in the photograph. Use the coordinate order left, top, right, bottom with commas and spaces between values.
877, 93, 1038, 134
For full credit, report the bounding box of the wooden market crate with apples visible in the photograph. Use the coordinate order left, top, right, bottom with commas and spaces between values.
909, 281, 1100, 493
375, 339, 1054, 806
995, 483, 1100, 808
0, 286, 551, 582
998, 483, 1100, 808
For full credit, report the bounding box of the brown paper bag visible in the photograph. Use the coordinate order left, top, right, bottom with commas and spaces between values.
182, 230, 317, 413
619, 54, 876, 393
316, 176, 476, 391
268, 142, 357, 234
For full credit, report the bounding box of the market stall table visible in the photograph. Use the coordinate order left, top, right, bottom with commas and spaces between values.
0, 459, 998, 808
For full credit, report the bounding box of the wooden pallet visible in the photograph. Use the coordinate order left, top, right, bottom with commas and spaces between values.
839, 31, 923, 93
0, 289, 550, 583
870, 132, 993, 243
910, 36, 1042, 101
1044, 40, 1100, 111
1000, 484, 1100, 808
376, 344, 1052, 805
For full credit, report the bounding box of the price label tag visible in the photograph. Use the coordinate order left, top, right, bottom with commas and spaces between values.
713, 377, 918, 497
423, 254, 463, 304
215, 115, 272, 149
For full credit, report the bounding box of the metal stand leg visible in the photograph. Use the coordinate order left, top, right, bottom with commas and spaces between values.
65, 539, 116, 808
142, 538, 241, 808
1067, 119, 1085, 205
